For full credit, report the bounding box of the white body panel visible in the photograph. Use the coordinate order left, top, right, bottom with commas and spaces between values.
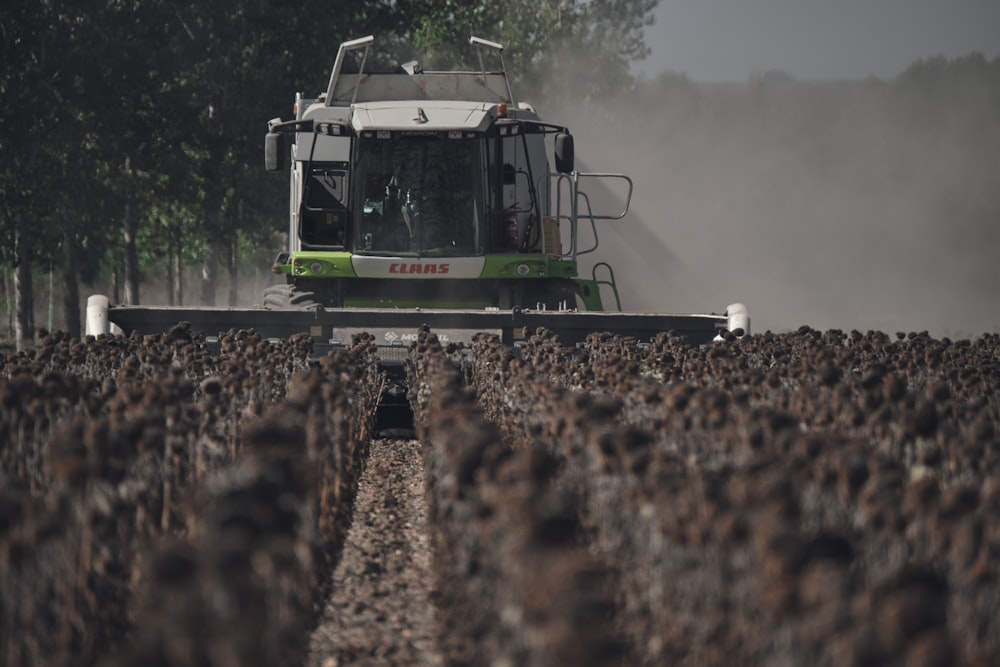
352, 101, 493, 132
351, 256, 486, 279
296, 105, 352, 162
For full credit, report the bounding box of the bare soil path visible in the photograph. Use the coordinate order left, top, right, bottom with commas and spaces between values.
309, 439, 443, 667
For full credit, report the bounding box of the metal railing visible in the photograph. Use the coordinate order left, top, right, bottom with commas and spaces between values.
552, 172, 633, 261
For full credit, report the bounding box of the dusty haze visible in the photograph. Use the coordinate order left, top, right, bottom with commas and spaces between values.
543, 71, 1000, 338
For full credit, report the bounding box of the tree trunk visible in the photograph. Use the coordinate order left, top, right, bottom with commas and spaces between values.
200, 187, 225, 307
14, 234, 34, 351
200, 232, 219, 306
228, 230, 238, 307
111, 264, 120, 305
165, 221, 175, 306
62, 228, 81, 339
163, 219, 185, 306
3, 267, 12, 338
173, 239, 184, 306
123, 197, 140, 305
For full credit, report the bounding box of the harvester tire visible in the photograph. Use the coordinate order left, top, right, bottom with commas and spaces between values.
262, 283, 321, 310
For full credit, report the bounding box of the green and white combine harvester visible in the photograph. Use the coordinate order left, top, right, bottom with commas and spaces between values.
87, 35, 749, 371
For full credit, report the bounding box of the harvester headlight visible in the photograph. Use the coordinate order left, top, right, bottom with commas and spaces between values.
310, 262, 324, 275
317, 122, 344, 136
448, 131, 462, 139
516, 263, 530, 276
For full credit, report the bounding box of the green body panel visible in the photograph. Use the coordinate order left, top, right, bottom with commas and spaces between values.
574, 279, 606, 311
282, 251, 357, 278
277, 251, 580, 282
479, 254, 579, 280
274, 250, 605, 311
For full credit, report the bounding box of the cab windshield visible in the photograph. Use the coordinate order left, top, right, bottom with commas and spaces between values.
353, 134, 485, 256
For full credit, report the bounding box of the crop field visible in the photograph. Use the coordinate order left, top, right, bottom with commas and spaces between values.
2, 325, 999, 666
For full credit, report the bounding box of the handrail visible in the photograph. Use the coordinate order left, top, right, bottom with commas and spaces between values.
576, 173, 633, 220
592, 262, 623, 311
575, 191, 599, 256
552, 171, 633, 262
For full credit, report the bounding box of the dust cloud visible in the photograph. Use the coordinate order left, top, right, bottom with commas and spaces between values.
541, 70, 1000, 338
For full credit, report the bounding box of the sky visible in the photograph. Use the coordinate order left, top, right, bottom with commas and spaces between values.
642, 0, 1000, 82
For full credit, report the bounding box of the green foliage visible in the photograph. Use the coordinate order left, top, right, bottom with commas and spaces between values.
404, 0, 658, 100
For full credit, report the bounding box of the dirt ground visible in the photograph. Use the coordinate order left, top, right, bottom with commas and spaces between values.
309, 438, 442, 667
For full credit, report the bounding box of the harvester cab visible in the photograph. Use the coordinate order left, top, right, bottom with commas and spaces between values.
262, 35, 633, 313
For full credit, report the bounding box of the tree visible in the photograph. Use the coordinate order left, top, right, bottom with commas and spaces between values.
0, 1, 88, 347
399, 0, 659, 101
156, 1, 395, 305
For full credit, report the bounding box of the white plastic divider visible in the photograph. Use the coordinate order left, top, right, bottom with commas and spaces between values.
726, 303, 751, 336
85, 295, 124, 337
85, 295, 109, 336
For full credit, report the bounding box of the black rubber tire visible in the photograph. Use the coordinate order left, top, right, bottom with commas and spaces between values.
262, 283, 321, 310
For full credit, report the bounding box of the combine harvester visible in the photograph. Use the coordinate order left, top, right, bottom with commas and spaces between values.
87, 35, 749, 368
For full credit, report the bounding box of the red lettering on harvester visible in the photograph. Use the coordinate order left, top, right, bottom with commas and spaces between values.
387, 262, 451, 275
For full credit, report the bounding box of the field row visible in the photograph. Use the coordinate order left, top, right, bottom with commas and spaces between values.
1, 328, 380, 667
420, 327, 1000, 666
